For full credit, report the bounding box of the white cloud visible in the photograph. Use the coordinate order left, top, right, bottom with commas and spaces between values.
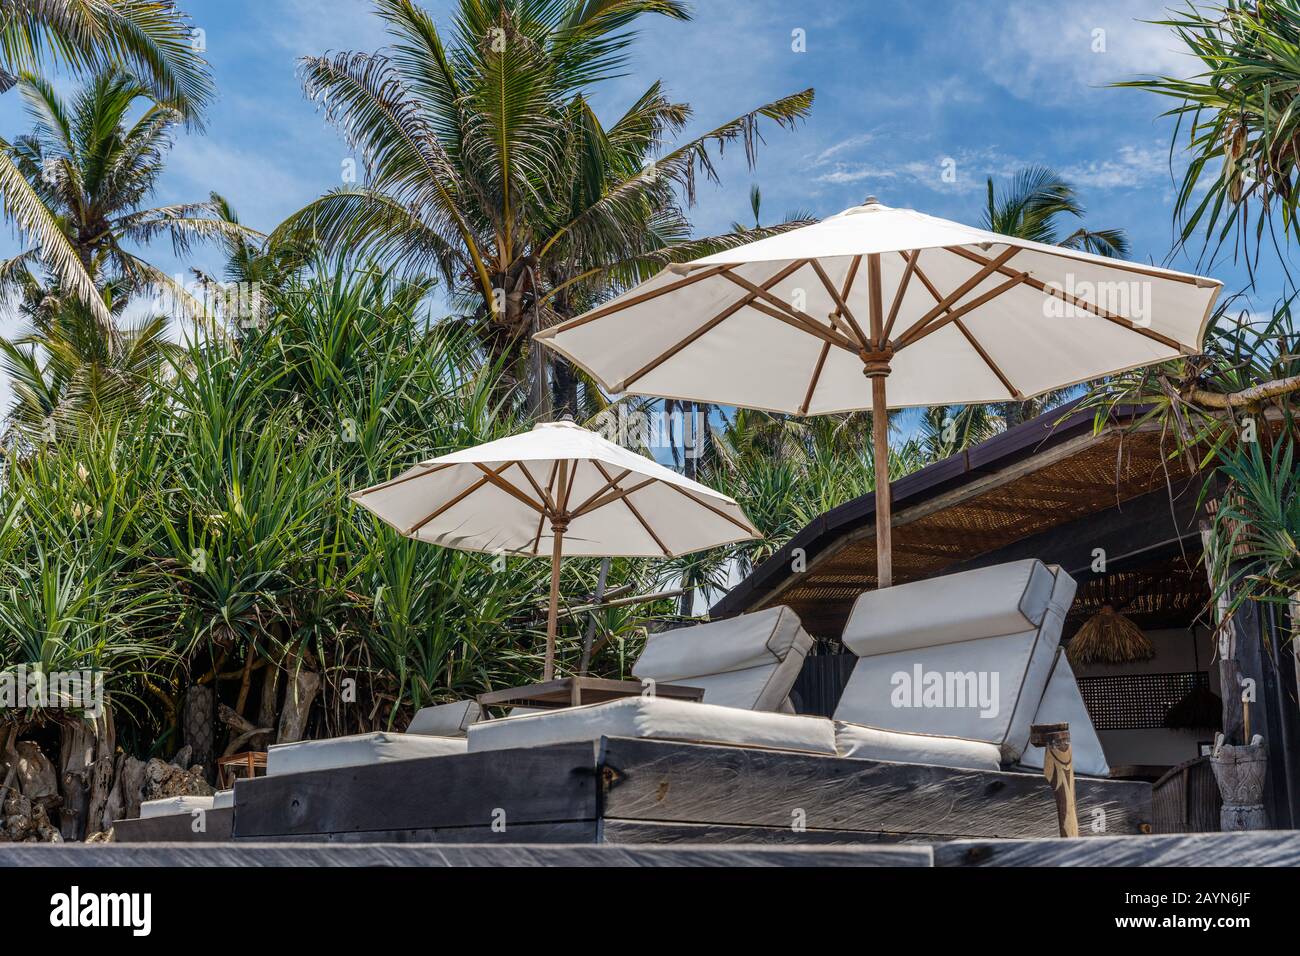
815, 147, 1029, 194
814, 133, 877, 165
1061, 143, 1171, 189
954, 0, 1198, 104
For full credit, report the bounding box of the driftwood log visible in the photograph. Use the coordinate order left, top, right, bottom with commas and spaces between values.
276, 657, 320, 744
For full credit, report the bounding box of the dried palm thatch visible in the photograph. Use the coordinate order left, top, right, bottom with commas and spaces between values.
1066, 605, 1156, 666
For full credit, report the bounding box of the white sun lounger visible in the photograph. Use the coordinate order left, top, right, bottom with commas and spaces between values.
469, 560, 1110, 776
265, 700, 481, 776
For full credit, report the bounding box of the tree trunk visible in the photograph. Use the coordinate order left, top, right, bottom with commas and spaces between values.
255, 661, 279, 751
552, 357, 580, 419
182, 684, 215, 778
58, 716, 104, 841
276, 657, 321, 744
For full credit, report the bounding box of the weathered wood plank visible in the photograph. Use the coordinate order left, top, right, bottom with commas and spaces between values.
598, 818, 946, 847
114, 807, 234, 843
598, 737, 1152, 839
0, 842, 933, 867
247, 821, 598, 844
234, 742, 600, 838
934, 830, 1300, 867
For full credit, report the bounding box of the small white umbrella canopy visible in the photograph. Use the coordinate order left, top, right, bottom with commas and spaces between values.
350, 420, 757, 678
537, 199, 1222, 587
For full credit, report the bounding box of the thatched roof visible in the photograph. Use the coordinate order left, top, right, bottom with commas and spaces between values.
712, 401, 1209, 640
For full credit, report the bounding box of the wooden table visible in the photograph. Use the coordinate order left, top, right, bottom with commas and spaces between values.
477, 676, 704, 710
216, 751, 267, 789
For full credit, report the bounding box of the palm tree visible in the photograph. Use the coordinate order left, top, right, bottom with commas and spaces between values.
0, 302, 177, 440
0, 0, 212, 327
0, 71, 259, 337
273, 0, 814, 415
982, 165, 1129, 258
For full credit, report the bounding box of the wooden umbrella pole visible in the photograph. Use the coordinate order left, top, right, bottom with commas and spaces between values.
544, 522, 564, 680
864, 251, 893, 589
543, 460, 570, 682
871, 375, 892, 589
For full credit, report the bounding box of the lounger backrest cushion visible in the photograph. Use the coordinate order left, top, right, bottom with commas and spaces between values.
833, 560, 1076, 761
1017, 649, 1110, 778
406, 700, 481, 736
841, 558, 1058, 655
632, 605, 813, 711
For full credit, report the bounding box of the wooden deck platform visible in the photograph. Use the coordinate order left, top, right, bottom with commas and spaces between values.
228, 736, 1152, 844
5, 831, 1299, 867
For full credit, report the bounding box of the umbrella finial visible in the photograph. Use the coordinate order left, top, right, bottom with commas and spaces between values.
863, 195, 880, 206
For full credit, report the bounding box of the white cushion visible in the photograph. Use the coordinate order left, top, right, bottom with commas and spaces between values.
834, 563, 1076, 761
407, 700, 481, 736
842, 559, 1058, 655
834, 721, 1003, 771
139, 795, 215, 819
632, 606, 813, 711
1017, 651, 1111, 778
212, 789, 234, 809
266, 732, 467, 776
467, 696, 836, 755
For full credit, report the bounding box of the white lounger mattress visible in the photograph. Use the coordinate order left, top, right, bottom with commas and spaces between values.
833, 722, 1003, 771
267, 731, 467, 776
139, 794, 216, 818
467, 697, 838, 755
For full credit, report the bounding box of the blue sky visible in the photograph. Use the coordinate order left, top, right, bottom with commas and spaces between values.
0, 0, 1285, 410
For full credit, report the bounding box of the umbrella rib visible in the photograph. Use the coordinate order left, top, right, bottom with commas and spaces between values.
592, 461, 670, 557
719, 271, 860, 352
744, 299, 860, 354
352, 462, 456, 497
530, 461, 561, 555
514, 460, 559, 513
810, 259, 868, 348
569, 467, 634, 515
405, 462, 513, 536
953, 317, 1023, 399
882, 249, 919, 345
618, 259, 808, 390
538, 265, 733, 336
946, 245, 1190, 353
662, 482, 757, 535
799, 342, 832, 415
572, 476, 658, 518
899, 271, 1031, 348
894, 246, 1020, 348
558, 459, 578, 514
472, 462, 546, 514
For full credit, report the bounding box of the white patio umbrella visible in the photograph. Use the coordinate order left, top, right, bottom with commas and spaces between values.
349, 420, 757, 679
536, 198, 1222, 588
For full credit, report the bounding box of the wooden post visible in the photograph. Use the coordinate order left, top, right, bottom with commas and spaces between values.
1201, 524, 1245, 743
1029, 722, 1078, 837
1291, 592, 1300, 729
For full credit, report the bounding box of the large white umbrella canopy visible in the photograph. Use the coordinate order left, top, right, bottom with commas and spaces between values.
537, 199, 1222, 586
350, 420, 757, 678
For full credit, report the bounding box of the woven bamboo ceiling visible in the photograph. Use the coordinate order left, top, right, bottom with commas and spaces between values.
1065, 554, 1210, 639
758, 427, 1199, 639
